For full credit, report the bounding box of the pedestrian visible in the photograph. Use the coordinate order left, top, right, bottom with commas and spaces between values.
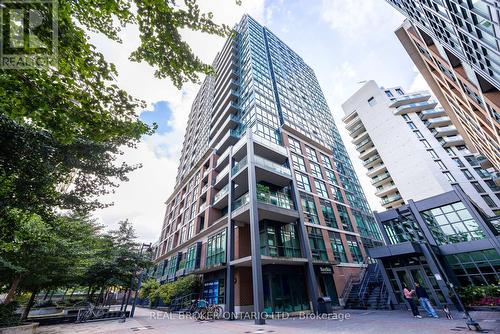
415, 282, 438, 318
403, 285, 421, 318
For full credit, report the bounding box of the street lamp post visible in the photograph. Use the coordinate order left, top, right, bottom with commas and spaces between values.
124, 243, 152, 319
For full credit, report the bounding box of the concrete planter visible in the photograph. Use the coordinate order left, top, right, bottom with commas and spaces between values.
0, 323, 38, 334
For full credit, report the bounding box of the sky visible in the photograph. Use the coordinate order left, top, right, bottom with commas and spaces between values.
89, 0, 431, 243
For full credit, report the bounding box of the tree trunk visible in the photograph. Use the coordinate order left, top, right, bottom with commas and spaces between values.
86, 286, 91, 301
22, 290, 37, 320
42, 290, 49, 300
3, 275, 21, 304
61, 288, 68, 301
48, 290, 54, 301
69, 288, 75, 299
120, 288, 128, 311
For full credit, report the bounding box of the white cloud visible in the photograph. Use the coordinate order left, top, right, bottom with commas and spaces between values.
90, 0, 266, 242
320, 0, 404, 40
408, 67, 431, 92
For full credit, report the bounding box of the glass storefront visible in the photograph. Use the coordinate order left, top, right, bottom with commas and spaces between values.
444, 249, 500, 286
259, 221, 301, 258
262, 267, 309, 313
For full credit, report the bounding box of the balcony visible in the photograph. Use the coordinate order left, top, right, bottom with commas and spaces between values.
209, 114, 241, 147
231, 156, 248, 176
253, 134, 288, 164
366, 163, 387, 178
427, 116, 451, 128
212, 101, 240, 130
254, 155, 292, 178
371, 172, 392, 187
389, 92, 432, 107
352, 130, 369, 145
212, 89, 239, 122
198, 202, 208, 216
434, 125, 458, 138
359, 145, 377, 160
381, 194, 403, 206
214, 165, 230, 188
201, 184, 209, 195
256, 189, 294, 210
375, 183, 398, 197
214, 128, 242, 155
345, 116, 362, 131
348, 122, 365, 138
393, 99, 437, 115
420, 107, 446, 120
213, 184, 229, 209
363, 154, 382, 168
440, 135, 465, 147
355, 137, 373, 151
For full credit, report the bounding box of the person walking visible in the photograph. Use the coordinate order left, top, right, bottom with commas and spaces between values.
415, 282, 438, 318
403, 285, 421, 318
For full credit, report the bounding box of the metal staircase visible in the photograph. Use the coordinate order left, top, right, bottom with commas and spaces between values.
344, 263, 390, 310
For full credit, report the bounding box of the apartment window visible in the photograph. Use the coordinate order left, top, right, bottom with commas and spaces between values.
481, 195, 496, 208
331, 186, 344, 203
445, 148, 456, 156
346, 235, 364, 263
337, 204, 353, 232
471, 181, 485, 193
443, 171, 456, 183
325, 169, 338, 186
310, 162, 323, 178
465, 156, 479, 166
402, 114, 411, 122
206, 229, 226, 267
396, 88, 404, 95
295, 172, 311, 191
407, 122, 417, 130
414, 130, 424, 139
185, 244, 197, 271
462, 169, 474, 180
428, 149, 439, 159
288, 136, 302, 153
166, 255, 178, 277
329, 232, 348, 263
453, 157, 465, 168
368, 97, 377, 106
422, 202, 485, 245
291, 153, 306, 172
484, 179, 499, 192
421, 139, 431, 149
301, 193, 320, 224
305, 146, 318, 162
435, 160, 447, 170
385, 90, 394, 98
314, 179, 329, 198
321, 154, 333, 169
474, 167, 491, 179
445, 250, 500, 286
307, 227, 328, 261
320, 199, 337, 228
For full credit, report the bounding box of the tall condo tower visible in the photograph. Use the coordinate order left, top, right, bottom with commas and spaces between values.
151, 15, 382, 323
342, 80, 499, 215
385, 0, 500, 174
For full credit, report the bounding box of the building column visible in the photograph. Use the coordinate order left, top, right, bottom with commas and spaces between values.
376, 259, 397, 308
247, 133, 265, 325
225, 147, 235, 319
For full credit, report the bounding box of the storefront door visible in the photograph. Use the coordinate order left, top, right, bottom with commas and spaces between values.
392, 266, 443, 308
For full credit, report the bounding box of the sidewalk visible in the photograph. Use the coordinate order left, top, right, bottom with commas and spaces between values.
37, 307, 499, 334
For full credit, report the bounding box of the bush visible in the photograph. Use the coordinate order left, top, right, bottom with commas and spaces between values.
143, 275, 202, 307
458, 284, 500, 306
0, 301, 22, 328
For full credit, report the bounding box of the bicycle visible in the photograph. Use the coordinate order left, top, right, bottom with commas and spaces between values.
192, 300, 223, 320
76, 302, 106, 323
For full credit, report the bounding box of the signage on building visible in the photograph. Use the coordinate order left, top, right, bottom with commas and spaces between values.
319, 266, 333, 274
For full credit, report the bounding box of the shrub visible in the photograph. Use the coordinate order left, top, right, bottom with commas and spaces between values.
0, 301, 22, 328
458, 284, 500, 306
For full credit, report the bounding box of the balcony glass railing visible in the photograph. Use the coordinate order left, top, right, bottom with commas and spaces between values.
233, 189, 295, 211
261, 244, 302, 258
393, 92, 429, 103
381, 194, 403, 205
254, 155, 291, 176
253, 133, 287, 155
213, 184, 229, 203
256, 189, 294, 210
231, 156, 248, 175
355, 138, 372, 150
363, 154, 381, 166
233, 193, 249, 210
348, 123, 364, 134
371, 172, 391, 185
395, 100, 436, 113
215, 165, 230, 184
